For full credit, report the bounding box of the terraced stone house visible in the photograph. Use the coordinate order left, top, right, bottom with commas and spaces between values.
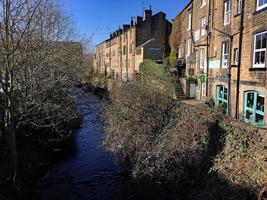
172, 0, 267, 126
93, 8, 172, 80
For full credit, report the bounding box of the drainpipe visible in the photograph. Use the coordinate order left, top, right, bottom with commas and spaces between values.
120, 35, 123, 82
228, 36, 233, 116
205, 0, 212, 97
126, 33, 129, 81
109, 42, 112, 77
235, 0, 245, 119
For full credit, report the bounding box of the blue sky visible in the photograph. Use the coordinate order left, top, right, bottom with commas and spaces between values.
61, 0, 189, 48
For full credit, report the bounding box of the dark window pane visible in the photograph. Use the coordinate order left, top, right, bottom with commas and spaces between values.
262, 33, 267, 48
224, 88, 228, 100
260, 51, 266, 64
246, 93, 254, 108
245, 110, 253, 121
256, 95, 265, 112
255, 114, 264, 123
254, 52, 261, 64
256, 35, 261, 49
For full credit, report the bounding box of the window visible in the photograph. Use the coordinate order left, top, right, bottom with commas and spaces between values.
187, 39, 192, 56
188, 12, 192, 31
189, 68, 195, 75
195, 51, 199, 71
201, 0, 207, 7
222, 42, 230, 68
244, 91, 265, 125
123, 46, 126, 55
237, 0, 242, 14
202, 83, 206, 97
224, 0, 231, 25
131, 58, 135, 67
200, 16, 207, 37
257, 0, 267, 11
234, 48, 239, 65
216, 85, 228, 113
200, 48, 206, 71
179, 47, 183, 58
253, 31, 267, 68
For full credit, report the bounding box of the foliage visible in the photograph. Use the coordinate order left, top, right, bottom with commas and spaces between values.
0, 0, 82, 184
163, 56, 170, 66
186, 76, 198, 82
199, 74, 206, 84
169, 49, 176, 67
214, 121, 267, 193
139, 60, 175, 97
104, 60, 214, 183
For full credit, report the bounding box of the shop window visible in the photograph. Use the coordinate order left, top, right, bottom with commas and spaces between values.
244, 91, 265, 125
216, 85, 228, 113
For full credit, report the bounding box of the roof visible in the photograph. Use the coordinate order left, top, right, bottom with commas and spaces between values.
95, 11, 171, 47
136, 38, 156, 48
174, 0, 193, 19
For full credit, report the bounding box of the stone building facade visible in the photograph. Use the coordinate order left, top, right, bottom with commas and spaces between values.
94, 9, 172, 80
172, 0, 267, 126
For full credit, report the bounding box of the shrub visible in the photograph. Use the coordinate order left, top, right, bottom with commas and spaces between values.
214, 121, 267, 193
103, 60, 214, 183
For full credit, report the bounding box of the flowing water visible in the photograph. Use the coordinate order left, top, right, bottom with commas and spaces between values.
36, 88, 137, 200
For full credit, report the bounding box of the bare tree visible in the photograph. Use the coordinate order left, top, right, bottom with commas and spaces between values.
0, 0, 82, 184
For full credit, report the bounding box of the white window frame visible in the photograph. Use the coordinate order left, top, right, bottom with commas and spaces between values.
201, 0, 207, 7
257, 0, 267, 11
187, 39, 192, 57
253, 31, 267, 68
222, 42, 230, 68
200, 48, 206, 71
202, 83, 206, 97
237, 0, 242, 14
188, 12, 192, 31
179, 47, 182, 58
224, 0, 231, 26
200, 16, 206, 37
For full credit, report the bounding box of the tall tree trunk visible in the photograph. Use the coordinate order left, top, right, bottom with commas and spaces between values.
7, 124, 17, 184
5, 97, 17, 184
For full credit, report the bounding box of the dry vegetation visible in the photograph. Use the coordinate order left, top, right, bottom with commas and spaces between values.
103, 60, 267, 199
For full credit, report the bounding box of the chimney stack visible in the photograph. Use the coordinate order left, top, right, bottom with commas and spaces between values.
136, 16, 143, 25
123, 24, 130, 32
144, 7, 152, 20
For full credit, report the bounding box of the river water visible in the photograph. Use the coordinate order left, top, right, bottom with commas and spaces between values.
36, 88, 138, 200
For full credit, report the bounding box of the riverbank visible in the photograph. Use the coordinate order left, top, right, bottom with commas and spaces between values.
101, 61, 267, 200
0, 102, 82, 200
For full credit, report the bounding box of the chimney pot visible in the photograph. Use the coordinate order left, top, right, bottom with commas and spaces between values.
144, 8, 152, 20
136, 16, 143, 25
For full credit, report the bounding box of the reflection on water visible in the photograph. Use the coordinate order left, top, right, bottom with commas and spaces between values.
36, 88, 136, 200
36, 87, 179, 200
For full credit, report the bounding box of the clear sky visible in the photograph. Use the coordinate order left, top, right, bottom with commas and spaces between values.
61, 0, 190, 49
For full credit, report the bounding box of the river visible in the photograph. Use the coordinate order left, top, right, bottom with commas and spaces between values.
36, 88, 139, 200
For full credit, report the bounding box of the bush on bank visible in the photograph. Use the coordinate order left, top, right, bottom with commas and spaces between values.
103, 60, 214, 181
103, 60, 267, 198
214, 121, 267, 195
